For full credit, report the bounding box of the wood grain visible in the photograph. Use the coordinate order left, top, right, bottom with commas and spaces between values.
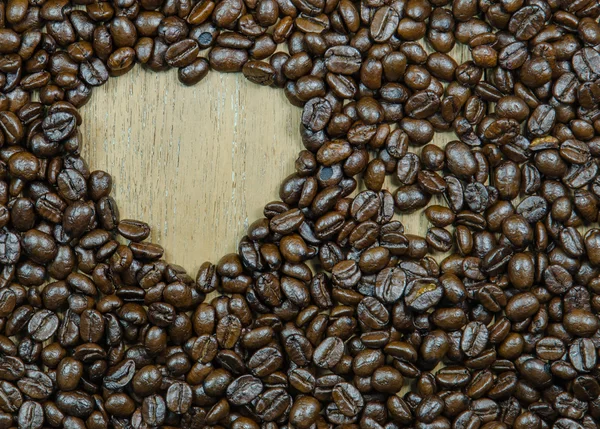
80, 45, 471, 275
81, 68, 301, 274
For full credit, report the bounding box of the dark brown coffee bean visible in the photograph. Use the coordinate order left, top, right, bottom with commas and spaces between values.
17, 370, 52, 400
573, 47, 600, 82
42, 111, 76, 142
461, 321, 489, 357
528, 105, 556, 137
142, 394, 166, 427
103, 358, 136, 390
370, 7, 400, 43
255, 388, 291, 422
21, 229, 57, 264
289, 395, 321, 429
508, 6, 545, 41
313, 336, 344, 369
564, 309, 599, 337
18, 401, 43, 429
325, 46, 361, 75
165, 39, 199, 68
332, 382, 363, 417
27, 309, 59, 342
405, 279, 442, 312
209, 47, 248, 72
506, 292, 540, 322
227, 375, 263, 406
166, 381, 192, 414
374, 267, 406, 304
179, 58, 210, 85
57, 357, 83, 391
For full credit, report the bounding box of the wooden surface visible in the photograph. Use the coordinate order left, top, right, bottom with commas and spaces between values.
81, 68, 301, 273
80, 46, 471, 276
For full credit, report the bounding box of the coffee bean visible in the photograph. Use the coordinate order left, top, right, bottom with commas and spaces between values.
375, 267, 406, 304
243, 60, 276, 86
18, 401, 43, 429
166, 381, 192, 414
249, 346, 284, 376
103, 358, 135, 390
117, 219, 150, 242
405, 279, 443, 312
569, 338, 597, 373
55, 391, 93, 418
508, 6, 545, 41
516, 196, 547, 223
216, 314, 242, 349
209, 47, 248, 73
142, 394, 166, 427
17, 370, 52, 400
313, 336, 344, 369
325, 46, 361, 75
27, 309, 59, 342
284, 334, 313, 366
573, 47, 600, 82
0, 380, 22, 413
302, 97, 332, 132
332, 382, 363, 417
461, 322, 489, 357
57, 357, 83, 391
255, 388, 291, 422
528, 104, 556, 137
536, 337, 566, 361
79, 57, 109, 86
0, 230, 21, 265
370, 6, 400, 43
227, 375, 263, 406
505, 292, 540, 322
289, 395, 321, 429
372, 365, 404, 393
165, 39, 199, 68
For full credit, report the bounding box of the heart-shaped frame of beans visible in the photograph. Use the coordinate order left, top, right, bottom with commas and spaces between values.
2, 0, 600, 428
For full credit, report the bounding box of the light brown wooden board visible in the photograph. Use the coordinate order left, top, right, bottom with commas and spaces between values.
81, 68, 302, 272
81, 45, 473, 277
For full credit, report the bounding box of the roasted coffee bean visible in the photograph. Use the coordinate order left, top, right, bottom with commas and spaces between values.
404, 279, 442, 312
286, 334, 313, 366
142, 394, 166, 426
508, 6, 545, 41
375, 267, 406, 304
332, 382, 363, 417
18, 401, 43, 429
27, 309, 59, 342
357, 297, 389, 329
313, 336, 344, 369
506, 292, 540, 322
461, 322, 489, 357
42, 111, 76, 142
117, 219, 150, 242
325, 46, 361, 75
166, 381, 192, 414
103, 358, 135, 390
370, 7, 400, 43
569, 338, 597, 373
227, 375, 263, 406
255, 388, 291, 421
57, 357, 83, 391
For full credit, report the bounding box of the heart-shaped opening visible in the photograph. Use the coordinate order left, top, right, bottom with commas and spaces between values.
80, 67, 301, 270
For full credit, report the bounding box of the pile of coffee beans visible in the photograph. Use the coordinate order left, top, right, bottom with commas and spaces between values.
1, 0, 600, 428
